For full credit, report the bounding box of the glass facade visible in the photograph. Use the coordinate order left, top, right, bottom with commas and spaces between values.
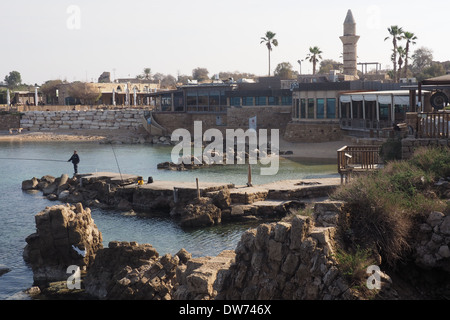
242, 97, 254, 106
316, 98, 325, 119
326, 98, 336, 119
230, 97, 241, 106
301, 99, 306, 118
255, 96, 267, 106
307, 98, 315, 119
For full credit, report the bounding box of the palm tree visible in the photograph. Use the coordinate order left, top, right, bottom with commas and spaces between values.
402, 31, 417, 78
306, 46, 323, 75
143, 68, 152, 80
397, 46, 406, 81
260, 31, 278, 76
384, 25, 404, 82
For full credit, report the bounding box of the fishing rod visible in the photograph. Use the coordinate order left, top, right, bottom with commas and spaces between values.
0, 157, 67, 162
109, 142, 124, 183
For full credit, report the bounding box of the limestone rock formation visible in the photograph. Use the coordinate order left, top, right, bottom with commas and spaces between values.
23, 203, 103, 285
179, 197, 222, 228
84, 241, 186, 300
174, 250, 236, 300
219, 216, 358, 300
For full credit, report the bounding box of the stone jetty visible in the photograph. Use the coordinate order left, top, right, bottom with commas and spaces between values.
22, 172, 341, 228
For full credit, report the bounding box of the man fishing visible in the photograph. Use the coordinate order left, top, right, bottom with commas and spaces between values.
68, 150, 80, 174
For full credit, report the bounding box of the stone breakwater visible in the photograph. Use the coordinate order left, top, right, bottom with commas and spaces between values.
20, 109, 145, 131
22, 172, 340, 228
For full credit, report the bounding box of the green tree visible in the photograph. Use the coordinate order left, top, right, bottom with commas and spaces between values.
192, 67, 209, 82
412, 47, 433, 73
402, 31, 417, 78
274, 62, 296, 79
260, 31, 278, 76
143, 68, 152, 80
415, 62, 446, 82
306, 46, 323, 75
67, 82, 101, 105
318, 59, 342, 74
384, 25, 404, 82
40, 79, 64, 105
4, 71, 22, 88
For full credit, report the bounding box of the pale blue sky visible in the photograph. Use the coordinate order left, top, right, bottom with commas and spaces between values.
1, 0, 448, 85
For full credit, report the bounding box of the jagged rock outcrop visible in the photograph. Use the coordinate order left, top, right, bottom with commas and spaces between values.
84, 242, 187, 300
178, 197, 222, 228
174, 250, 235, 300
23, 203, 103, 285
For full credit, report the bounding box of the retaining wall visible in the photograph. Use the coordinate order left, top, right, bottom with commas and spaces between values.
20, 109, 145, 131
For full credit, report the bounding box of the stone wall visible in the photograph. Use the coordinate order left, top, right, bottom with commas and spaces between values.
401, 138, 450, 160
284, 121, 344, 143
0, 113, 21, 130
226, 106, 291, 133
20, 109, 145, 131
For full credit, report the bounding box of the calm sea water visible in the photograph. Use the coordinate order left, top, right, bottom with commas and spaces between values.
0, 140, 338, 300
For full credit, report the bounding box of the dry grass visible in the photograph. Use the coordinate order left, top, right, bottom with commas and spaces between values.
331, 146, 448, 267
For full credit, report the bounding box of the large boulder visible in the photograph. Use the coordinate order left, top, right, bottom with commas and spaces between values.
23, 203, 103, 286
179, 197, 222, 228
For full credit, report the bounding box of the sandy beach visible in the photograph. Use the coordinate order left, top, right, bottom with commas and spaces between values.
0, 129, 348, 160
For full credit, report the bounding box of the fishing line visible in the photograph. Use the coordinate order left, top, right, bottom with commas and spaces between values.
109, 142, 124, 183
0, 157, 67, 162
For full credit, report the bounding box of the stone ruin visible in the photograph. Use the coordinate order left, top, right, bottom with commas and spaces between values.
23, 203, 102, 286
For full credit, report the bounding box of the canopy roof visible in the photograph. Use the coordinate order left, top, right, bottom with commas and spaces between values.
422, 74, 450, 85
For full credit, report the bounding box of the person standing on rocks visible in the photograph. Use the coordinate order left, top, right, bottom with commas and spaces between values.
68, 150, 80, 174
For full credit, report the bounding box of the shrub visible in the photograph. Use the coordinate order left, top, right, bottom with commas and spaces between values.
408, 146, 450, 179
334, 245, 375, 287
331, 146, 447, 267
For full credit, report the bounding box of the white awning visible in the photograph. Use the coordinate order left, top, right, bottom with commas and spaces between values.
340, 95, 351, 103
393, 96, 410, 105
377, 95, 393, 104
363, 94, 377, 101
350, 95, 364, 102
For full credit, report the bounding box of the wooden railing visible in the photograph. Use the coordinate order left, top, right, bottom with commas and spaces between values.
417, 112, 450, 139
337, 145, 382, 184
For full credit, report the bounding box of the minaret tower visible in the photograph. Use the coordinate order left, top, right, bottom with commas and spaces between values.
340, 9, 360, 78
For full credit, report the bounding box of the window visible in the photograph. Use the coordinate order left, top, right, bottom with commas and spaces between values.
307, 98, 315, 119
301, 99, 306, 118
187, 91, 197, 106
379, 104, 390, 121
255, 96, 267, 106
341, 102, 349, 118
326, 98, 336, 119
230, 97, 241, 106
198, 90, 208, 106
268, 96, 278, 105
174, 92, 184, 112
209, 90, 220, 106
295, 99, 300, 119
161, 93, 172, 111
220, 90, 227, 106
242, 97, 254, 106
282, 96, 292, 106
316, 98, 325, 119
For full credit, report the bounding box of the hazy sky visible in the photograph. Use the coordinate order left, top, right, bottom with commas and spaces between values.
1, 0, 448, 85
